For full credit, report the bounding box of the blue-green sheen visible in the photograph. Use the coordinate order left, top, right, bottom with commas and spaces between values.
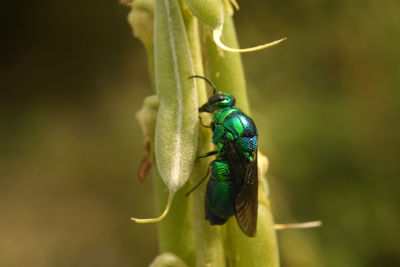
200, 96, 258, 226
212, 107, 258, 161
194, 80, 259, 235
205, 160, 234, 224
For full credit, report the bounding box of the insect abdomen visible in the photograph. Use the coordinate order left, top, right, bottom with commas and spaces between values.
205, 160, 235, 225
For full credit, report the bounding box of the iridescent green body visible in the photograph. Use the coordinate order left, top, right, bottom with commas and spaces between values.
204, 105, 258, 232
211, 106, 258, 161
195, 79, 259, 237
205, 160, 235, 224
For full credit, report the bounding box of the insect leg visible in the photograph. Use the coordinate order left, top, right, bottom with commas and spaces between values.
197, 150, 218, 161
185, 161, 213, 196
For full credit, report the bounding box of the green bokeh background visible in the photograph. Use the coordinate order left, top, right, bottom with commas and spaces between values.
1, 0, 399, 266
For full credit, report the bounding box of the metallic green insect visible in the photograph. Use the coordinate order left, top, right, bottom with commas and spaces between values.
191, 75, 258, 237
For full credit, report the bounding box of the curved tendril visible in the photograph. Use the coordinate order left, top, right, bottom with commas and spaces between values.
275, 220, 322, 230
131, 192, 174, 223
213, 26, 287, 53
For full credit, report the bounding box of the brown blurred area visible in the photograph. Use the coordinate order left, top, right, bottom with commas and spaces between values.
0, 0, 156, 266
0, 0, 399, 266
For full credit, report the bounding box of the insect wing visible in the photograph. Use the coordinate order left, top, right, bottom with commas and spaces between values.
234, 151, 258, 237
225, 142, 258, 237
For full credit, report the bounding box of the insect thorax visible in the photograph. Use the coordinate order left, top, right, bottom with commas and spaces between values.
212, 107, 258, 162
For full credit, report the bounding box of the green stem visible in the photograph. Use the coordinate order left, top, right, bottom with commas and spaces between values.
203, 2, 279, 267
155, 180, 196, 266
202, 1, 249, 113
180, 1, 226, 266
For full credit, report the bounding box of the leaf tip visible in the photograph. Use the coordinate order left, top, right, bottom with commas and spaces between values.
213, 26, 287, 53
275, 220, 322, 230
131, 192, 175, 224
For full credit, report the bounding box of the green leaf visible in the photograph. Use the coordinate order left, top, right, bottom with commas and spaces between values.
184, 0, 223, 29
154, 0, 198, 193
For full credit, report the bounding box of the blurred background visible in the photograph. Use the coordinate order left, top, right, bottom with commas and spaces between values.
1, 0, 399, 266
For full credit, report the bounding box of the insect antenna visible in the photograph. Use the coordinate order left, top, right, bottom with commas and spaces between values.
189, 75, 217, 95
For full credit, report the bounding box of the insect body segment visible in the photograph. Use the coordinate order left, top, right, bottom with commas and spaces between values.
205, 160, 235, 225
211, 107, 258, 162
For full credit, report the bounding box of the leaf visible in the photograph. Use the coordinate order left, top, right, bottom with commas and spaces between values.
185, 0, 224, 29
154, 0, 198, 193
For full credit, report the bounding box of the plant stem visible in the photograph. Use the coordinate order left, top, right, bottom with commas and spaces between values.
131, 0, 280, 266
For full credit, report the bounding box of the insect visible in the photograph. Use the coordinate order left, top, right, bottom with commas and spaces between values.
190, 75, 259, 237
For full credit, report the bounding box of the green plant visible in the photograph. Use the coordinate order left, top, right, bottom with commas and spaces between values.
129, 0, 285, 266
